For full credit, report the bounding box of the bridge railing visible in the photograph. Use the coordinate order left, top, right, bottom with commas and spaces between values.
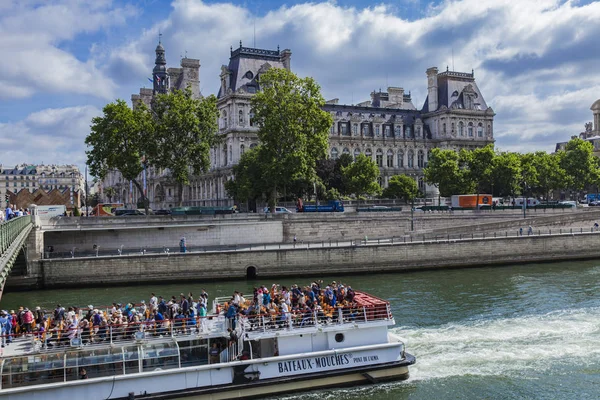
1, 216, 31, 254
0, 216, 34, 293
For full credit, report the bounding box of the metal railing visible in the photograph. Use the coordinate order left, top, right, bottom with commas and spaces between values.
0, 216, 33, 292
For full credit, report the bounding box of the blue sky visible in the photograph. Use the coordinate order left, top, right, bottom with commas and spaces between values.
1, 0, 599, 169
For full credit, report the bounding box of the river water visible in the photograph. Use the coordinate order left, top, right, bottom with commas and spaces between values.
2, 260, 600, 399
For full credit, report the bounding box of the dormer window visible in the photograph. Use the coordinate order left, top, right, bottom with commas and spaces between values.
245, 71, 254, 80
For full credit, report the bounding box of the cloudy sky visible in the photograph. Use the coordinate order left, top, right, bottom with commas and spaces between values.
1, 0, 599, 170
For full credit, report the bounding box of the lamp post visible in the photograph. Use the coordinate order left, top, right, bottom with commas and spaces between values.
85, 166, 89, 217
522, 180, 527, 219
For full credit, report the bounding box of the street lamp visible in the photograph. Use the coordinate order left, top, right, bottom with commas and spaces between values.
522, 181, 527, 219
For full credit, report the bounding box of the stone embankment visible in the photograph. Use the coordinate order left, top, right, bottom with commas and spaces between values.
20, 230, 600, 289
6, 208, 600, 291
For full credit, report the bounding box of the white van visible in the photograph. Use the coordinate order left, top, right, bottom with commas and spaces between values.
263, 206, 293, 214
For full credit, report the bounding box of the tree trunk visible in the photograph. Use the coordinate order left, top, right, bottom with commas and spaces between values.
269, 186, 277, 212
132, 179, 149, 215
178, 182, 184, 207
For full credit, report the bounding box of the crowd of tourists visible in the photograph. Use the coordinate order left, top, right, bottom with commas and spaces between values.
221, 281, 359, 330
0, 289, 211, 348
0, 281, 367, 350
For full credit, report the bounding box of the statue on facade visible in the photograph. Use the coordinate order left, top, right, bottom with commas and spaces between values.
585, 122, 593, 134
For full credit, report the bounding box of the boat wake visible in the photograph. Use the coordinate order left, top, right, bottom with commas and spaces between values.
392, 306, 600, 381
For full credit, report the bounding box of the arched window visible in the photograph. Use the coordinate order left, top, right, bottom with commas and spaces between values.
239, 110, 244, 125
330, 124, 335, 135
375, 125, 380, 136
229, 145, 232, 162
250, 143, 257, 149
365, 148, 373, 159
387, 149, 394, 167
397, 150, 404, 167
240, 144, 245, 156
459, 122, 464, 136
477, 123, 483, 137
443, 123, 446, 135
468, 122, 474, 137
417, 150, 425, 168
406, 126, 412, 138
249, 112, 254, 127
377, 176, 383, 187
223, 145, 228, 166
376, 149, 383, 167
353, 148, 361, 161
331, 147, 339, 160
222, 110, 228, 129
343, 147, 350, 155
418, 177, 425, 192
407, 150, 414, 168
352, 124, 358, 136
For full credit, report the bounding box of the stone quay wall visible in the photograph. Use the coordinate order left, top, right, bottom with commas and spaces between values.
39, 209, 593, 255
25, 231, 600, 289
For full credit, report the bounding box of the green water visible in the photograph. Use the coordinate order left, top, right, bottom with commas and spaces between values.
3, 260, 600, 399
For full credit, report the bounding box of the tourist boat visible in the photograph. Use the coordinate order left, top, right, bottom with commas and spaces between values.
0, 291, 415, 399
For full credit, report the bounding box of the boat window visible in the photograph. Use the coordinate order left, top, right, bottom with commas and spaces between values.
178, 338, 209, 367
335, 333, 345, 343
141, 341, 180, 372
66, 347, 126, 381
1, 353, 65, 389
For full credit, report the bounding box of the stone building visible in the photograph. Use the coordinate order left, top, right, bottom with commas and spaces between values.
1, 164, 84, 210
102, 38, 203, 209
555, 99, 600, 156
101, 41, 495, 209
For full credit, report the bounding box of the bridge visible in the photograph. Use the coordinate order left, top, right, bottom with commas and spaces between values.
0, 216, 33, 297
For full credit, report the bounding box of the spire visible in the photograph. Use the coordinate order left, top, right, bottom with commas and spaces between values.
153, 34, 168, 94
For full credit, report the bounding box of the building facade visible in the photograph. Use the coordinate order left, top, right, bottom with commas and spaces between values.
555, 99, 600, 156
101, 41, 495, 209
1, 164, 84, 210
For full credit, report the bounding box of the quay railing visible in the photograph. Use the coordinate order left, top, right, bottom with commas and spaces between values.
43, 225, 600, 260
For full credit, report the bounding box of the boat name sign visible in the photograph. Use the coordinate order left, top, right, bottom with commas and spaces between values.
277, 353, 380, 374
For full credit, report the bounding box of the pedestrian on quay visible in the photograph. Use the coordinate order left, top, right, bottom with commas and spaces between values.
179, 236, 187, 253
528, 225, 533, 235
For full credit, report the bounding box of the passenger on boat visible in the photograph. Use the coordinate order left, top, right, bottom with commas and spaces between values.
209, 342, 221, 364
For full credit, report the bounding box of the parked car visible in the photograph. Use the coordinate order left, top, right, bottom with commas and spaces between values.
154, 209, 172, 215
117, 209, 145, 216
263, 206, 293, 214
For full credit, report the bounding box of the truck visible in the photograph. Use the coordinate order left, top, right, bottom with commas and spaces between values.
510, 197, 540, 207
450, 194, 493, 209
91, 203, 124, 216
297, 199, 344, 212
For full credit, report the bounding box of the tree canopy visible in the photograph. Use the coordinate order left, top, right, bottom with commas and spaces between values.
341, 154, 381, 198
383, 175, 418, 203
86, 100, 152, 213
250, 68, 332, 210
150, 88, 219, 205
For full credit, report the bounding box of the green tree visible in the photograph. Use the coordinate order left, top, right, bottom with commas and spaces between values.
560, 137, 597, 197
150, 88, 219, 206
104, 186, 116, 203
533, 152, 566, 201
225, 148, 269, 203
85, 100, 152, 214
342, 154, 381, 198
424, 148, 465, 197
491, 151, 521, 197
461, 144, 495, 206
250, 68, 332, 211
383, 175, 418, 203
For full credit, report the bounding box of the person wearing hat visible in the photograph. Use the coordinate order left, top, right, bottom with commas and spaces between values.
22, 308, 34, 335
35, 307, 44, 327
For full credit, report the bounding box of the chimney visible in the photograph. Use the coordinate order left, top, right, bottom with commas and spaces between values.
281, 49, 292, 70
426, 67, 439, 112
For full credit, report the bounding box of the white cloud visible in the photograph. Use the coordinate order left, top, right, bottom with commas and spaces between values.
3, 0, 600, 162
0, 0, 137, 100
0, 105, 101, 168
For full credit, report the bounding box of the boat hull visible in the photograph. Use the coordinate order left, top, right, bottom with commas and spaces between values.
121, 356, 415, 400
